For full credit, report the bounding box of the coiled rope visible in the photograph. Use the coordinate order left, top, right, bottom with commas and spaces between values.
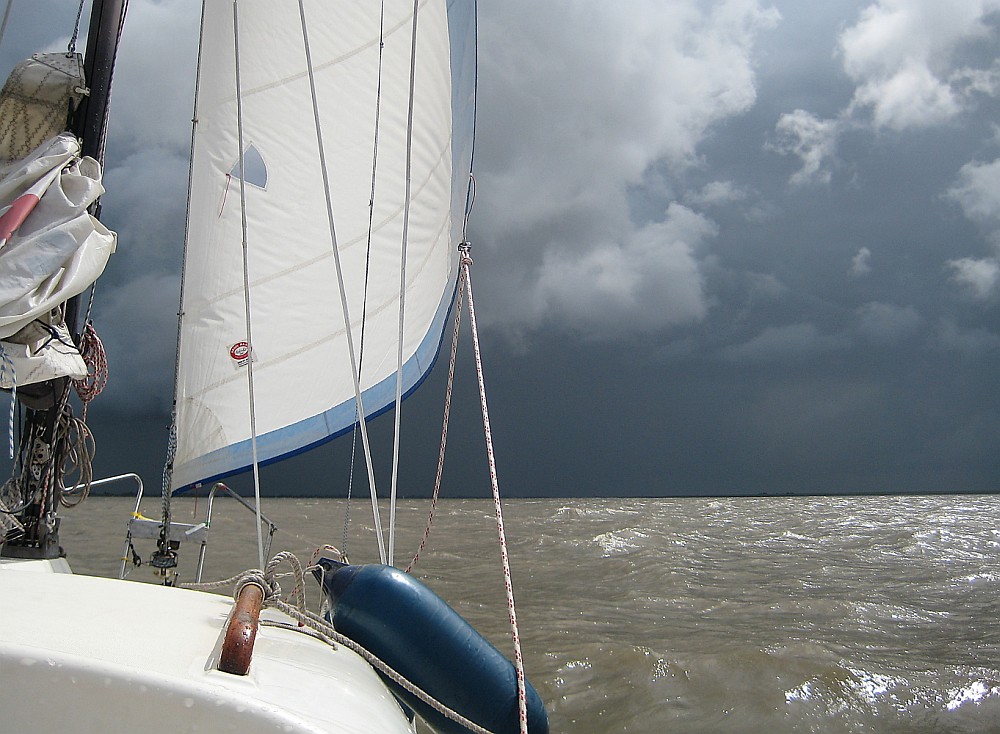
72, 321, 108, 422
54, 404, 94, 507
183, 551, 497, 734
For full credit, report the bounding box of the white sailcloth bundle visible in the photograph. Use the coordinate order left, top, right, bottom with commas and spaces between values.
171, 0, 476, 489
0, 133, 116, 387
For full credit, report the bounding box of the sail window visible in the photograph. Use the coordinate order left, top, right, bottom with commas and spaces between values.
228, 143, 267, 189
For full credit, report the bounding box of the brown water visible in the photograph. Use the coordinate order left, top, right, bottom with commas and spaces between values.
56, 494, 1000, 733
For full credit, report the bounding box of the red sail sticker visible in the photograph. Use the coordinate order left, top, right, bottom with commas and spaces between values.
229, 341, 253, 368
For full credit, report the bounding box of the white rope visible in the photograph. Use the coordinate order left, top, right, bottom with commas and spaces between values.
231, 0, 265, 570
296, 0, 386, 564
462, 246, 529, 734
54, 405, 94, 508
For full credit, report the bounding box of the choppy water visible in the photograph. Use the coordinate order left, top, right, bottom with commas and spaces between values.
57, 494, 1000, 733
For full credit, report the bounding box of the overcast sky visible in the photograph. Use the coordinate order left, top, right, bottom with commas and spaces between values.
3, 0, 999, 497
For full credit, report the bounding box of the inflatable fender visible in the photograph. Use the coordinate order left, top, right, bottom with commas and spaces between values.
314, 559, 548, 734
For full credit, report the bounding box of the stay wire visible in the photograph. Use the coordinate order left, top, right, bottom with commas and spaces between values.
344, 0, 387, 560
232, 0, 266, 570
389, 0, 422, 566
0, 0, 14, 54
297, 0, 386, 564
68, 0, 85, 54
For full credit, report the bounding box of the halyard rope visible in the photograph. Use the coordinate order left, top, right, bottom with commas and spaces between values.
462, 245, 530, 734
405, 264, 466, 573
404, 244, 530, 734
183, 552, 497, 734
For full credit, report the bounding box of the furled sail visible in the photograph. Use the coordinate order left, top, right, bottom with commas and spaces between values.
0, 133, 116, 386
171, 1, 476, 490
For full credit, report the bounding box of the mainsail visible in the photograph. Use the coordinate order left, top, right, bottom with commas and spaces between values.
171, 1, 476, 490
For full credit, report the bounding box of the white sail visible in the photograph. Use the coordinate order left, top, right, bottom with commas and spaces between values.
171, 0, 476, 490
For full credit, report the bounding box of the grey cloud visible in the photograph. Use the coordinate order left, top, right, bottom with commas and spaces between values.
721, 323, 846, 362
855, 302, 921, 343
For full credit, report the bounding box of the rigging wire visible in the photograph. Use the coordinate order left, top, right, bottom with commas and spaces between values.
344, 0, 388, 560
297, 0, 387, 564
68, 0, 85, 54
232, 0, 266, 570
388, 0, 423, 566
0, 0, 14, 54
158, 0, 207, 550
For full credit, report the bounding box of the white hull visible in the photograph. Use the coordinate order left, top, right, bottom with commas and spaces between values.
0, 560, 415, 733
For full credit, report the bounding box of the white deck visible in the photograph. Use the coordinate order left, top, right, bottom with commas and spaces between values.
0, 560, 415, 733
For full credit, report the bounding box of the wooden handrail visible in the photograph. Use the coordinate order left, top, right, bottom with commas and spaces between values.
218, 583, 264, 675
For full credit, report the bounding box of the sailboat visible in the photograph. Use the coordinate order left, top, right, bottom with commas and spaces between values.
0, 2, 548, 733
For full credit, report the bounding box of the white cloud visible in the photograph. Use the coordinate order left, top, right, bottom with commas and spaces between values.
952, 59, 1000, 98
768, 109, 841, 186
840, 0, 1000, 130
946, 159, 1000, 273
947, 257, 1000, 299
947, 158, 1000, 223
476, 0, 780, 336
850, 247, 873, 277
770, 0, 1000, 183
532, 204, 715, 335
849, 61, 960, 130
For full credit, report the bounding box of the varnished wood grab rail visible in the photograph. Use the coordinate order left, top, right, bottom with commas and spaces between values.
219, 583, 264, 675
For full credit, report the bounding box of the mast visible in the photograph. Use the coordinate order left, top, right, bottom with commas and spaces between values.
0, 0, 127, 560
67, 0, 126, 333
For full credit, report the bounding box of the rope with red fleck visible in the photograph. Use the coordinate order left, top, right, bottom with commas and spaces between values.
461, 243, 529, 734
405, 262, 467, 574
72, 322, 108, 421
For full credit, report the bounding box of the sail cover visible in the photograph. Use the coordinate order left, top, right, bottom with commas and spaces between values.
171, 1, 476, 490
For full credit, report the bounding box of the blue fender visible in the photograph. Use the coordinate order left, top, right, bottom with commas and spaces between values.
314, 559, 549, 734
